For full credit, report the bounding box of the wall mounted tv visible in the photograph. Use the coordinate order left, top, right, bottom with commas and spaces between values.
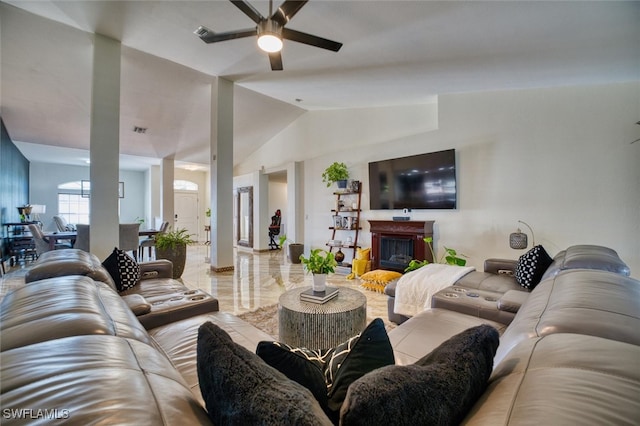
368, 149, 457, 210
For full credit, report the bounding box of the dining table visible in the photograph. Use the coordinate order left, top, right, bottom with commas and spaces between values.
44, 229, 159, 251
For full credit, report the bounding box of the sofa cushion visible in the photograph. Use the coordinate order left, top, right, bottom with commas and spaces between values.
256, 318, 395, 422
496, 270, 640, 364
25, 248, 116, 290
1, 335, 213, 425
197, 321, 332, 425
469, 333, 640, 425
0, 276, 154, 351
541, 244, 630, 280
514, 245, 552, 290
103, 248, 140, 292
340, 324, 499, 426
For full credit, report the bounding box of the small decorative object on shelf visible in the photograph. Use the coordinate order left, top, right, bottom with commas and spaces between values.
335, 247, 345, 263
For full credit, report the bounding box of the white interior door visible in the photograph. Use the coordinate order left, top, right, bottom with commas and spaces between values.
174, 192, 199, 241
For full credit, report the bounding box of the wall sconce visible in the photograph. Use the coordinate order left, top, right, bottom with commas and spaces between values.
510, 220, 535, 249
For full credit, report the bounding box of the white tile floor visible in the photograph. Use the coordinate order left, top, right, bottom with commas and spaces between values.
179, 244, 390, 322
1, 244, 391, 326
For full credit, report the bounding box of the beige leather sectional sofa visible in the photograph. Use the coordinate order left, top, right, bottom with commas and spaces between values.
1, 245, 639, 424
385, 245, 640, 424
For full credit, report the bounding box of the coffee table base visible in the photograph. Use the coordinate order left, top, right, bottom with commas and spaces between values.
279, 287, 367, 349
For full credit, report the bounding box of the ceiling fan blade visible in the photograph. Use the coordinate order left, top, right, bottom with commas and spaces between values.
269, 51, 284, 71
271, 0, 308, 25
195, 26, 257, 43
282, 27, 342, 52
230, 0, 265, 24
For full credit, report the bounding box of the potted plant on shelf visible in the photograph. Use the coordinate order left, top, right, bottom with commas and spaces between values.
322, 161, 349, 189
155, 227, 196, 278
404, 237, 468, 272
300, 248, 337, 292
278, 234, 304, 264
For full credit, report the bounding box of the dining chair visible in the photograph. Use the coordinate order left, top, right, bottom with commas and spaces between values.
28, 224, 71, 258
119, 223, 141, 261
74, 224, 90, 252
138, 221, 169, 261
53, 215, 69, 232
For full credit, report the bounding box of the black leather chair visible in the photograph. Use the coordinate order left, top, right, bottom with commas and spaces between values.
268, 210, 281, 250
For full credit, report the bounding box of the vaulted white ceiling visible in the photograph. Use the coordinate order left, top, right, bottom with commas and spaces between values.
1, 1, 639, 170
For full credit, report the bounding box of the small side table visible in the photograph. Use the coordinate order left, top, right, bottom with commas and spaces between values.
278, 286, 367, 349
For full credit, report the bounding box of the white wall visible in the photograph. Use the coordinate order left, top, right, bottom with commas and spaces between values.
235, 82, 640, 277
29, 162, 146, 231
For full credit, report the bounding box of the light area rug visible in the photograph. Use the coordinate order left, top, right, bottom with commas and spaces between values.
237, 303, 395, 341
237, 304, 281, 339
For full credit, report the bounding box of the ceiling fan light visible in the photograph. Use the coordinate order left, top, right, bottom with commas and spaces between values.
257, 33, 283, 53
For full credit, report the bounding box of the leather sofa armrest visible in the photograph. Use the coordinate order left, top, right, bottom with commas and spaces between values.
139, 260, 173, 280
121, 294, 152, 316
484, 258, 518, 275
498, 290, 529, 313
384, 279, 398, 297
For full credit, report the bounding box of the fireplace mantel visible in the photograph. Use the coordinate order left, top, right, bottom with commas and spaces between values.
368, 220, 435, 272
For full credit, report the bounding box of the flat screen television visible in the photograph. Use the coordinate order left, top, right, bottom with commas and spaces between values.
368, 149, 457, 210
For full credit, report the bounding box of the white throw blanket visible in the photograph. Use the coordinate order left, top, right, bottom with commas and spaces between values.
394, 263, 475, 317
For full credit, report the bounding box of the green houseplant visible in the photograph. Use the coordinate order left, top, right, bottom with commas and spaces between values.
155, 227, 196, 278
322, 162, 349, 188
299, 248, 337, 292
404, 237, 468, 272
278, 234, 304, 264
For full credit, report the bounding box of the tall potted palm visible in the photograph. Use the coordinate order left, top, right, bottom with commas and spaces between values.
155, 227, 195, 278
299, 248, 337, 292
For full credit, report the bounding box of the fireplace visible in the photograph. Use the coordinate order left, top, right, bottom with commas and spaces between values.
368, 220, 434, 273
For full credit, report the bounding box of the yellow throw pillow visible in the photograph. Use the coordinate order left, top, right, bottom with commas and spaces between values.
355, 248, 371, 260
359, 269, 402, 293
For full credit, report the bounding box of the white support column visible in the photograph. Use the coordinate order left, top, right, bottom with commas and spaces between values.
254, 170, 269, 251
210, 77, 234, 271
89, 34, 120, 260
286, 161, 304, 245
161, 158, 175, 227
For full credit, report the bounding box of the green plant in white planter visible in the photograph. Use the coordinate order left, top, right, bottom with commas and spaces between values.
300, 248, 337, 292
155, 227, 196, 278
322, 162, 349, 188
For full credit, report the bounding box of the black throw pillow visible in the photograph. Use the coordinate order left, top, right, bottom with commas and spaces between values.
257, 318, 395, 423
340, 324, 500, 426
102, 247, 140, 292
514, 245, 553, 290
197, 321, 332, 426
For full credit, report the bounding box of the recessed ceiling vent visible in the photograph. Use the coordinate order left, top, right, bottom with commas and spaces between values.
133, 126, 147, 134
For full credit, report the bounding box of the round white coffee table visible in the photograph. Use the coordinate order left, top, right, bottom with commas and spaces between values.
278, 286, 367, 349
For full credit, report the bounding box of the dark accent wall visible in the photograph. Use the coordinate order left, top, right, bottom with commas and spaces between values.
0, 118, 30, 259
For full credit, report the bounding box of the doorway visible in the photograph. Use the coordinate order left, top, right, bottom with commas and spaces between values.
175, 191, 199, 241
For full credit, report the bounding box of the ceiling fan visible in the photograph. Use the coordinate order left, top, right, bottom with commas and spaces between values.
194, 0, 342, 71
